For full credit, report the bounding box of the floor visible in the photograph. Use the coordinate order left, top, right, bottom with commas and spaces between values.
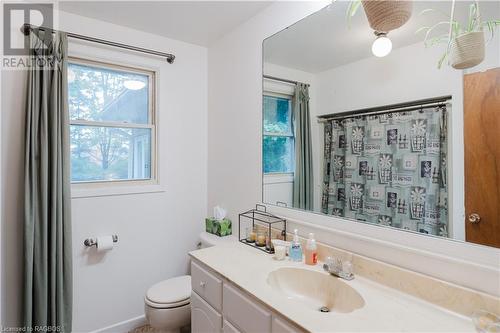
129, 325, 161, 333
130, 325, 191, 333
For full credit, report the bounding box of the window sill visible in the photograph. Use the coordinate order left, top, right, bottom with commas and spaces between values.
263, 173, 294, 184
71, 182, 166, 199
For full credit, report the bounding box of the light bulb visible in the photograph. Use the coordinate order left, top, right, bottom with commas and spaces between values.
372, 33, 392, 58
123, 80, 146, 90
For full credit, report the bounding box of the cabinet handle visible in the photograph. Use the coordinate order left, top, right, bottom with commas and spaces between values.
200, 281, 206, 288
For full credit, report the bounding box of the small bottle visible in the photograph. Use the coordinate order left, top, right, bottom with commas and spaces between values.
305, 233, 318, 265
289, 229, 303, 262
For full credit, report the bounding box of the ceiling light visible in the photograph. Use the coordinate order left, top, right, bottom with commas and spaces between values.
124, 80, 146, 90
372, 32, 392, 58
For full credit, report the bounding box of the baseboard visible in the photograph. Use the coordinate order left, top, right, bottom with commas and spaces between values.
89, 315, 146, 333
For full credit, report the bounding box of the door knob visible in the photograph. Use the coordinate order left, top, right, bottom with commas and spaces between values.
468, 213, 481, 223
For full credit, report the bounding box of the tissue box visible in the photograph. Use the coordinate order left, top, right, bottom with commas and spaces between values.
205, 218, 232, 237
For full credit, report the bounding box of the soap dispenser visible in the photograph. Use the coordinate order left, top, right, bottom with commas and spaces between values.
305, 233, 318, 265
289, 229, 303, 262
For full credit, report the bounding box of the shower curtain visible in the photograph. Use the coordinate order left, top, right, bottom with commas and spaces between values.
321, 105, 449, 236
24, 30, 72, 332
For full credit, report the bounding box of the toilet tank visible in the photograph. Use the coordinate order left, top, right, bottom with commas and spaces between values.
198, 232, 235, 249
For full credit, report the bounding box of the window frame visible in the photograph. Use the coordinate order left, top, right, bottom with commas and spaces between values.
68, 56, 158, 185
262, 91, 295, 175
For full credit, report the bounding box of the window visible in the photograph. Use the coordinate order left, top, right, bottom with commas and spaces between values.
263, 94, 294, 174
68, 59, 155, 183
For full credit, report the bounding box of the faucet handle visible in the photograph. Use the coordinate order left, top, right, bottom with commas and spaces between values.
323, 256, 355, 280
342, 260, 353, 276
332, 257, 343, 270
324, 256, 342, 270
323, 257, 335, 272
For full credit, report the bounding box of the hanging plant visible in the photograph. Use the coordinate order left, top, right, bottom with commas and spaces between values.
347, 0, 413, 32
416, 1, 500, 69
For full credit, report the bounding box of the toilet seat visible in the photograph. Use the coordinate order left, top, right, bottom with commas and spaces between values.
145, 297, 190, 309
145, 275, 191, 309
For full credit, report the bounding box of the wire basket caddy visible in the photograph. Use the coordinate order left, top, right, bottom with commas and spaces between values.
238, 204, 287, 254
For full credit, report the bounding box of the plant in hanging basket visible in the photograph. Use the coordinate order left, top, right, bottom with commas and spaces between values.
347, 0, 413, 32
416, 3, 499, 69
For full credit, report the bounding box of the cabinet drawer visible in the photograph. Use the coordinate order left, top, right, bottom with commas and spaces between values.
223, 283, 271, 333
192, 261, 223, 311
223, 320, 241, 333
191, 291, 222, 333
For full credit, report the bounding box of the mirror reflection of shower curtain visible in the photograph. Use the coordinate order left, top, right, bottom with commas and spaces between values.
293, 83, 313, 210
321, 105, 449, 236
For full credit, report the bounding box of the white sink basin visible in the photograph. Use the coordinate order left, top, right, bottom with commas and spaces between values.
267, 267, 365, 313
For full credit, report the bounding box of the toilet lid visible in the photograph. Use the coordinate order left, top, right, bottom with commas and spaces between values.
146, 275, 191, 306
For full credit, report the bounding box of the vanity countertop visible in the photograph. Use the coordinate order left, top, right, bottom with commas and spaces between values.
189, 241, 475, 333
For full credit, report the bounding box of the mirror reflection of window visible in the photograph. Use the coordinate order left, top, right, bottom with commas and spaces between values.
263, 95, 294, 174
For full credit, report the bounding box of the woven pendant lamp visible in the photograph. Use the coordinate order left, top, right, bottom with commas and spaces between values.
361, 0, 413, 32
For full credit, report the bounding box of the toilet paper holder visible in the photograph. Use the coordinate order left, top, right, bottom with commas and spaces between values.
84, 235, 118, 247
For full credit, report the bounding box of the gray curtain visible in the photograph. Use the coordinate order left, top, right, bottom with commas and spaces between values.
292, 83, 313, 210
24, 30, 72, 332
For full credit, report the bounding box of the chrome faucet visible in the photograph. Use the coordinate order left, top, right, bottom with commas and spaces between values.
323, 257, 354, 281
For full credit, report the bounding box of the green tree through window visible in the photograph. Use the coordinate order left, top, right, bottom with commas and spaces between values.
263, 95, 294, 173
68, 61, 154, 182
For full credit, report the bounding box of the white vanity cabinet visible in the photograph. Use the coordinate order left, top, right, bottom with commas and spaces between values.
222, 283, 271, 332
192, 261, 223, 311
191, 260, 305, 333
272, 316, 303, 333
191, 291, 222, 333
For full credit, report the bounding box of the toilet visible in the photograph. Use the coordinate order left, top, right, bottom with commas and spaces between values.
144, 232, 234, 332
144, 276, 191, 332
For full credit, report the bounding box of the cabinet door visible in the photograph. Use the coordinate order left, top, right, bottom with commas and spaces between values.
192, 292, 222, 333
272, 316, 304, 333
223, 319, 241, 333
223, 283, 271, 333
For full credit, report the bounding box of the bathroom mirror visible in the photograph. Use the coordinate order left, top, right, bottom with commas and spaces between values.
262, 1, 500, 248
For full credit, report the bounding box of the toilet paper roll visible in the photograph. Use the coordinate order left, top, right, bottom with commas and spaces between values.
96, 236, 114, 252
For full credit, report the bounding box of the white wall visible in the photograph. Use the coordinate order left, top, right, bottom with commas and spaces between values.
263, 173, 294, 207
207, 1, 330, 222
207, 1, 500, 297
1, 10, 207, 332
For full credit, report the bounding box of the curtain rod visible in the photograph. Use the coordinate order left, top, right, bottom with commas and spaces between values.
21, 23, 175, 64
317, 96, 452, 123
263, 75, 310, 87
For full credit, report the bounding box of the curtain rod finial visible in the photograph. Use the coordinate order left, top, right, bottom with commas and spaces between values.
166, 55, 175, 64
21, 23, 31, 36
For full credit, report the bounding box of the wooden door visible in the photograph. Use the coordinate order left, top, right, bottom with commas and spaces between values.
464, 68, 500, 248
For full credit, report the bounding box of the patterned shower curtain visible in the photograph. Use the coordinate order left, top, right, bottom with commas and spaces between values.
321, 105, 449, 237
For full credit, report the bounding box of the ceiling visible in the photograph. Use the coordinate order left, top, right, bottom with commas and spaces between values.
264, 1, 500, 73
59, 1, 273, 46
